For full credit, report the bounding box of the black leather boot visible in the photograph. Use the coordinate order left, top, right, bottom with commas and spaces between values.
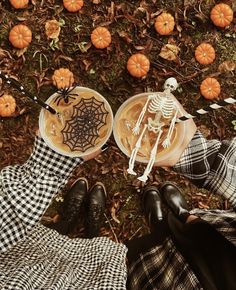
86, 182, 107, 238
161, 182, 190, 223
59, 177, 88, 234
143, 185, 163, 229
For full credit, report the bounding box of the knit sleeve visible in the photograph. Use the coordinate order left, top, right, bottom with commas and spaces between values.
0, 136, 82, 253
173, 130, 236, 207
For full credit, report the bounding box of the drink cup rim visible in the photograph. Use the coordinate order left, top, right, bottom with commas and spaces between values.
39, 86, 113, 157
113, 92, 186, 164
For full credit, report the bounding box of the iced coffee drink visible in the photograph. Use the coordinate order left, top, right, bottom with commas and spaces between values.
39, 87, 113, 157
113, 93, 185, 164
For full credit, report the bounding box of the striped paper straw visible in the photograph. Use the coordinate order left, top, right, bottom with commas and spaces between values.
177, 97, 236, 122
0, 71, 56, 114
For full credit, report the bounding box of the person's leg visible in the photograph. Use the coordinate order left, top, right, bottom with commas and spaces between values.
161, 183, 236, 290
126, 185, 170, 263
49, 177, 88, 234
86, 182, 107, 238
126, 219, 170, 263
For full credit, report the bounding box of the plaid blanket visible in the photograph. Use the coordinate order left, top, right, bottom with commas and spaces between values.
128, 131, 236, 290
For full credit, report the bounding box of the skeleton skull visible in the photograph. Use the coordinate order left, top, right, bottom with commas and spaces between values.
163, 77, 178, 92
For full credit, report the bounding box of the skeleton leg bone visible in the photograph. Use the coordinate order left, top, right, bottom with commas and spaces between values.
127, 124, 148, 175
138, 129, 163, 183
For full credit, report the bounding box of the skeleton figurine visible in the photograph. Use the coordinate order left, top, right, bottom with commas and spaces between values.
127, 77, 179, 182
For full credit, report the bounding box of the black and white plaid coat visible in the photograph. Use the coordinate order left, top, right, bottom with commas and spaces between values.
0, 136, 127, 290
128, 131, 236, 290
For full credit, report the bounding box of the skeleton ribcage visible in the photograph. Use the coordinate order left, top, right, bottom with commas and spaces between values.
148, 95, 174, 119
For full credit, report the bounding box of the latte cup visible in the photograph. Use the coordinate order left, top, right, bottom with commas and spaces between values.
113, 92, 186, 166
39, 86, 113, 158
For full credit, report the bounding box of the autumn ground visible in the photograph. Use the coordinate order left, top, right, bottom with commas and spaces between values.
0, 0, 235, 242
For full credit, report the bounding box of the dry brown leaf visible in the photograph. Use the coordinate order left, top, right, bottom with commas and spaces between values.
111, 206, 120, 224
118, 31, 132, 43
218, 60, 236, 73
198, 125, 211, 138
159, 44, 180, 61
45, 20, 61, 39
15, 47, 28, 57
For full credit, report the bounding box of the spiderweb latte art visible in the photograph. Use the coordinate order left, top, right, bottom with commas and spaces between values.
61, 97, 109, 152
42, 87, 113, 157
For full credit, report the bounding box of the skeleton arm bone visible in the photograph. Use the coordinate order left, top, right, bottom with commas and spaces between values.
132, 95, 154, 135
162, 107, 179, 148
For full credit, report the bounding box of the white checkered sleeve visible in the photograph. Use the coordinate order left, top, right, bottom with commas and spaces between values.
0, 136, 82, 253
174, 130, 236, 207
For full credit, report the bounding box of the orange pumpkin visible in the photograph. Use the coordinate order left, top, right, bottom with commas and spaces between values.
200, 77, 221, 100
195, 43, 216, 65
9, 24, 32, 49
127, 53, 150, 78
0, 94, 16, 117
91, 27, 111, 49
210, 3, 233, 28
52, 68, 74, 89
63, 0, 84, 12
154, 12, 175, 35
10, 0, 29, 9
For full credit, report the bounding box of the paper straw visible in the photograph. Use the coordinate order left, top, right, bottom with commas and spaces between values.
177, 97, 236, 122
0, 71, 57, 115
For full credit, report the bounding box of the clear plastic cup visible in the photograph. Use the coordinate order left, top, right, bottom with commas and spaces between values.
39, 86, 113, 158
113, 92, 186, 165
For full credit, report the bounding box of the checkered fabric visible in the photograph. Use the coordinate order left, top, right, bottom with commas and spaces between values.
174, 130, 236, 207
0, 136, 127, 289
128, 131, 236, 290
0, 224, 127, 290
128, 209, 236, 290
0, 136, 82, 253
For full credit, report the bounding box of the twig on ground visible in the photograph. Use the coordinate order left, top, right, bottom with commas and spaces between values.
128, 226, 142, 240
104, 213, 119, 243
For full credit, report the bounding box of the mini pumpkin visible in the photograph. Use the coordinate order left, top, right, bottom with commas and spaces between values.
0, 94, 16, 117
91, 27, 111, 49
210, 3, 233, 28
200, 77, 221, 100
195, 43, 216, 65
10, 0, 29, 9
63, 0, 84, 12
154, 12, 175, 35
52, 68, 74, 90
9, 24, 32, 49
127, 53, 150, 78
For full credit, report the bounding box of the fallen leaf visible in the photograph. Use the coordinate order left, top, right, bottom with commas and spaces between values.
111, 205, 120, 224
159, 44, 180, 61
218, 60, 236, 73
15, 47, 28, 57
45, 20, 61, 39
198, 125, 211, 137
